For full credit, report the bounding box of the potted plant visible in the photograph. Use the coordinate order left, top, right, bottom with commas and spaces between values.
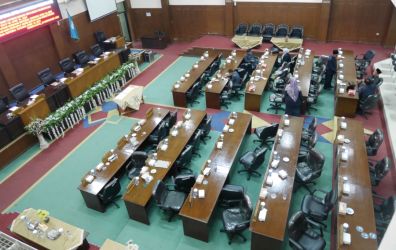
25, 118, 49, 149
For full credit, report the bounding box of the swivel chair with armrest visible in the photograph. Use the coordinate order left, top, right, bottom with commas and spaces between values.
125, 151, 148, 179
152, 180, 187, 222
253, 123, 279, 148
148, 122, 168, 148
165, 111, 177, 131
9, 83, 30, 103
369, 157, 390, 187
295, 148, 325, 193
276, 24, 289, 37
288, 211, 326, 250
358, 94, 379, 120
262, 23, 275, 43
58, 57, 76, 74
289, 25, 304, 39
91, 44, 104, 58
98, 178, 122, 209
301, 189, 337, 228
366, 129, 383, 157
238, 147, 267, 180
235, 23, 249, 36
219, 184, 252, 245
198, 116, 212, 144
188, 130, 202, 158
73, 50, 90, 67
372, 194, 396, 241
248, 23, 263, 36
169, 174, 196, 194
174, 145, 194, 174
37, 68, 56, 87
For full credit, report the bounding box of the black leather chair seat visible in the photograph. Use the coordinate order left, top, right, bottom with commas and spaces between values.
297, 163, 313, 182
301, 195, 326, 218
222, 208, 248, 231
240, 152, 255, 165
299, 229, 326, 250
162, 191, 186, 210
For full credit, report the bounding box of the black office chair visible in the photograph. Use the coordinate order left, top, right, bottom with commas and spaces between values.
198, 116, 212, 144
369, 157, 390, 187
188, 130, 202, 158
230, 78, 244, 100
355, 50, 376, 74
59, 57, 76, 74
174, 145, 194, 174
373, 194, 396, 240
366, 129, 384, 157
37, 68, 56, 87
253, 123, 279, 148
169, 174, 196, 194
148, 122, 168, 148
9, 83, 30, 103
238, 147, 267, 180
248, 23, 263, 36
0, 96, 8, 114
235, 23, 249, 35
165, 111, 177, 131
289, 25, 304, 39
94, 31, 107, 49
186, 84, 200, 107
302, 117, 317, 142
358, 94, 378, 119
219, 185, 252, 244
276, 24, 289, 37
301, 189, 336, 227
91, 43, 104, 57
300, 130, 318, 156
98, 178, 121, 209
73, 50, 90, 67
220, 89, 232, 109
262, 23, 275, 43
295, 148, 325, 193
152, 180, 187, 222
267, 93, 284, 114
288, 211, 326, 250
125, 151, 148, 179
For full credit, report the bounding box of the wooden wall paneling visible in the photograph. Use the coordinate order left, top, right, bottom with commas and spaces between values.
384, 7, 396, 48
234, 3, 322, 40
161, 0, 171, 37
129, 9, 165, 39
2, 27, 60, 92
0, 72, 11, 99
50, 12, 121, 59
318, 0, 331, 41
224, 2, 234, 37
0, 44, 18, 90
170, 5, 225, 41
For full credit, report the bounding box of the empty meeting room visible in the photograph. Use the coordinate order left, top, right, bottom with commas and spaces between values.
1, 0, 396, 249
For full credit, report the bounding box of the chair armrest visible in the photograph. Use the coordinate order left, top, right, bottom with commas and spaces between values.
289, 238, 304, 250
372, 193, 386, 202
234, 220, 250, 231
307, 217, 324, 236
312, 189, 327, 197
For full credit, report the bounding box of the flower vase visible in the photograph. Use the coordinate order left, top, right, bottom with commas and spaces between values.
37, 133, 49, 149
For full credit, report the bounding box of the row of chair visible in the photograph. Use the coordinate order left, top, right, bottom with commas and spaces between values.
235, 23, 304, 41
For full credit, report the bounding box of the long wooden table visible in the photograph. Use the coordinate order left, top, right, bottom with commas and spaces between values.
294, 51, 314, 114
10, 208, 88, 250
14, 94, 51, 126
78, 108, 169, 212
65, 52, 121, 98
333, 118, 377, 250
250, 116, 304, 250
245, 54, 277, 111
123, 109, 206, 224
172, 52, 218, 107
205, 51, 245, 109
179, 112, 252, 242
334, 50, 359, 117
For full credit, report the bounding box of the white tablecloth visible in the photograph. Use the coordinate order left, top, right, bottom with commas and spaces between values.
114, 85, 143, 111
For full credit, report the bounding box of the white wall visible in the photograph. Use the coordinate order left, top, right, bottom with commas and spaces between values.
169, 0, 225, 5
57, 0, 87, 19
130, 0, 162, 8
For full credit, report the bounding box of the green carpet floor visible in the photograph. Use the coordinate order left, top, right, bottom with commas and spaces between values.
6, 116, 332, 249
0, 144, 40, 183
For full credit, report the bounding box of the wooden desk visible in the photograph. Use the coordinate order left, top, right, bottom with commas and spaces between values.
295, 52, 315, 114
205, 51, 245, 109
333, 118, 377, 250
250, 116, 304, 250
10, 208, 88, 250
334, 50, 359, 117
123, 110, 206, 224
43, 84, 71, 112
65, 52, 121, 98
271, 37, 303, 52
14, 95, 51, 126
245, 54, 277, 111
179, 112, 252, 242
78, 108, 170, 212
172, 53, 218, 107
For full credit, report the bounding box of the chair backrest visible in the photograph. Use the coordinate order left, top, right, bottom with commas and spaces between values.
157, 122, 168, 142
219, 184, 245, 207
263, 23, 275, 35
0, 96, 8, 113
375, 157, 390, 179
167, 111, 177, 129
59, 57, 75, 73
128, 151, 148, 170
324, 190, 337, 212
94, 31, 106, 43
37, 68, 56, 86
288, 211, 308, 241
91, 44, 103, 57
290, 25, 304, 38
368, 129, 384, 151
252, 147, 267, 170
307, 117, 317, 134
259, 123, 279, 141
73, 50, 90, 67
249, 23, 262, 34
381, 196, 396, 220
192, 82, 201, 98
308, 148, 325, 176
375, 78, 383, 88
363, 50, 376, 62
190, 130, 202, 151
9, 83, 29, 102
360, 94, 378, 111
177, 145, 193, 167
99, 178, 121, 204
174, 174, 196, 193
203, 116, 212, 135
152, 180, 168, 206
236, 23, 248, 35
276, 24, 289, 37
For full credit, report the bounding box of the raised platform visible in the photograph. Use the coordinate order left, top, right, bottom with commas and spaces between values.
0, 133, 37, 170
374, 58, 396, 163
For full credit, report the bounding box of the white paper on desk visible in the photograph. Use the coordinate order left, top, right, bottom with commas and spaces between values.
171, 130, 178, 137
340, 122, 347, 129
88, 60, 98, 65
271, 159, 280, 169
342, 183, 351, 195
278, 170, 288, 179
9, 106, 19, 112
96, 162, 104, 171
223, 125, 229, 132
27, 100, 35, 106
217, 141, 223, 149
59, 77, 67, 83
259, 188, 268, 199
85, 175, 94, 183
339, 202, 347, 215
50, 82, 60, 87
203, 167, 211, 176
198, 189, 205, 198
160, 144, 168, 151
258, 208, 267, 222
30, 94, 39, 99
343, 233, 351, 245
148, 159, 156, 167
154, 160, 170, 169
228, 119, 235, 125
341, 152, 348, 162
266, 177, 273, 186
